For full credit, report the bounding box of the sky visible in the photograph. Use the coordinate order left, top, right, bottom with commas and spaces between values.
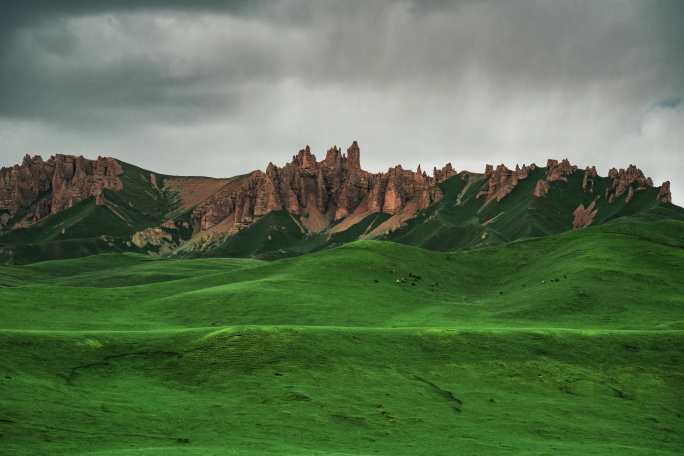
1, 0, 682, 203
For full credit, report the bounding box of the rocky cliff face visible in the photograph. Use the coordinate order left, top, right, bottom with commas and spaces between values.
573, 201, 598, 229
603, 165, 654, 204
0, 154, 123, 229
477, 163, 534, 202
192, 141, 445, 234
546, 159, 577, 182
532, 159, 577, 199
657, 181, 672, 204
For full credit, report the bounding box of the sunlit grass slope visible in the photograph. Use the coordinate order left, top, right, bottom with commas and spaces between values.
2, 218, 683, 331
1, 218, 683, 455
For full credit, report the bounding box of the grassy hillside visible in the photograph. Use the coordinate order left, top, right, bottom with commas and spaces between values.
1, 217, 683, 455
385, 169, 684, 250
2, 327, 681, 456
2, 218, 682, 331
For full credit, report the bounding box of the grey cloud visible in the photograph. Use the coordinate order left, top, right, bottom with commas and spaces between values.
0, 1, 682, 202
2, 1, 683, 123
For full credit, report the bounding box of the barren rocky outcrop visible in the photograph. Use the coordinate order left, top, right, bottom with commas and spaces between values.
191, 142, 446, 234
657, 181, 672, 204
477, 163, 533, 202
0, 154, 123, 228
573, 201, 598, 229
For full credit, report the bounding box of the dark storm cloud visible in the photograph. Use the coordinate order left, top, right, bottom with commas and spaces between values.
0, 1, 682, 201
2, 0, 682, 122
0, 0, 293, 125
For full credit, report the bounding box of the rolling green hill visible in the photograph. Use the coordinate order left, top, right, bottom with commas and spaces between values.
1, 218, 683, 455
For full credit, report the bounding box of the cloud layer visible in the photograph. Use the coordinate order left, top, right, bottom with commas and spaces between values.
1, 0, 682, 201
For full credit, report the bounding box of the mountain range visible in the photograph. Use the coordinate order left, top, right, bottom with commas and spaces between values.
0, 141, 680, 263
3, 144, 684, 455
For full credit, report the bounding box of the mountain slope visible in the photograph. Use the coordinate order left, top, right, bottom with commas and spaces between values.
384, 165, 684, 251
0, 157, 236, 263
1, 143, 679, 263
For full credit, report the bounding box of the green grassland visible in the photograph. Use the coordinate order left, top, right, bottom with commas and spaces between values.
1, 218, 683, 454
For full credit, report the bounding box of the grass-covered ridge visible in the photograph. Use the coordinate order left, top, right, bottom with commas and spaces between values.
384, 169, 684, 251
1, 218, 683, 455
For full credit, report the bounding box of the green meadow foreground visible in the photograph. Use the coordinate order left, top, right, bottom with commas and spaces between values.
1, 219, 683, 455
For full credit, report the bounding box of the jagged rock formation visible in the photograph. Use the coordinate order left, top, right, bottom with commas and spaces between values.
532, 159, 577, 199
546, 159, 577, 182
573, 201, 598, 229
658, 181, 672, 204
433, 163, 457, 182
604, 165, 654, 204
0, 143, 679, 265
192, 142, 445, 234
533, 160, 668, 206
477, 163, 533, 202
0, 154, 123, 228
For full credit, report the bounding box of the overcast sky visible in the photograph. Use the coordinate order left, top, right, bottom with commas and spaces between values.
1, 1, 682, 202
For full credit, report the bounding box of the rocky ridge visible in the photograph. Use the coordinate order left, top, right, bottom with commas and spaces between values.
476, 163, 535, 202
0, 144, 676, 241
0, 154, 123, 229
191, 141, 449, 235
532, 159, 578, 198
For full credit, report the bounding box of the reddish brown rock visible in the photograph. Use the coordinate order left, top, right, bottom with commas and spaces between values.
603, 165, 655, 203
191, 142, 445, 233
477, 163, 531, 202
346, 141, 361, 170
546, 159, 577, 182
657, 181, 672, 204
533, 179, 550, 198
573, 201, 598, 229
613, 165, 651, 197
433, 163, 456, 182
0, 154, 123, 227
0, 155, 53, 219
382, 172, 403, 214
50, 155, 123, 213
